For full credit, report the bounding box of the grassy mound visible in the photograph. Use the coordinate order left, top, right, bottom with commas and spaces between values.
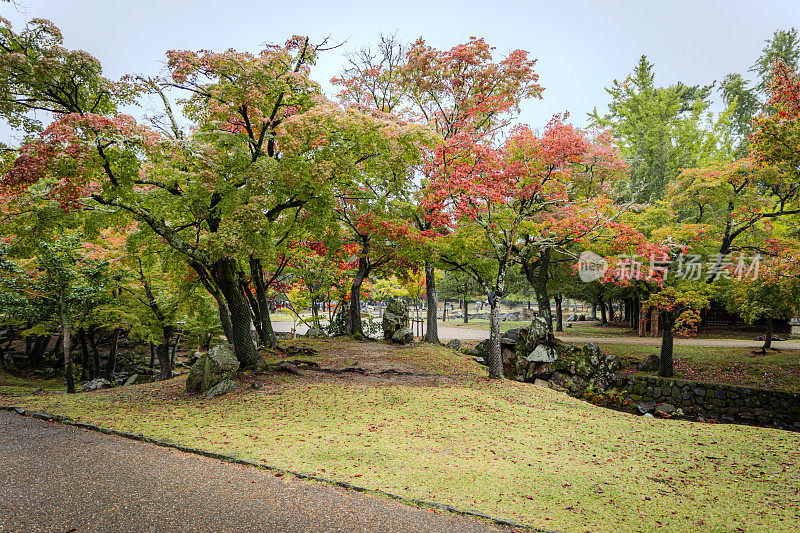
3, 339, 799, 532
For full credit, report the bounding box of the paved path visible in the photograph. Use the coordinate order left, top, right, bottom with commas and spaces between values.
272, 322, 800, 349
0, 411, 515, 533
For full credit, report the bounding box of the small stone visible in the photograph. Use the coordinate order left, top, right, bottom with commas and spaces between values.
445, 339, 461, 351
637, 402, 657, 415
655, 402, 677, 417
644, 413, 655, 418
533, 379, 549, 388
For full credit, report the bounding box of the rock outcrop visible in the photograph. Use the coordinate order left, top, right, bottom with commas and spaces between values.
473, 319, 620, 393
382, 298, 410, 341
186, 344, 240, 394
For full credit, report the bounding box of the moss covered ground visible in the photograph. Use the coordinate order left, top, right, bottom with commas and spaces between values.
599, 343, 800, 393
2, 339, 799, 532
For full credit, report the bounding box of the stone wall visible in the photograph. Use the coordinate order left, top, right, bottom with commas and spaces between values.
616, 374, 800, 431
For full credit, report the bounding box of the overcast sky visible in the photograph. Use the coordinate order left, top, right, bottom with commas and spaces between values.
2, 0, 798, 138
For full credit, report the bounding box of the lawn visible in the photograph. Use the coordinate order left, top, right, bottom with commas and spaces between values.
2, 339, 799, 532
597, 343, 800, 392
442, 319, 531, 332
0, 369, 63, 396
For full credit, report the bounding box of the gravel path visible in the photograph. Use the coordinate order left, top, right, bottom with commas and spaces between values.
0, 411, 516, 533
272, 322, 800, 349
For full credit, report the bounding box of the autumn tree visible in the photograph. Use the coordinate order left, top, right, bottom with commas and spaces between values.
751, 60, 800, 183
335, 36, 542, 344
1, 17, 430, 367
426, 119, 627, 377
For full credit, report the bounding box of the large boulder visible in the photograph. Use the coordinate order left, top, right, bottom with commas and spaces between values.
500, 328, 520, 345
186, 344, 240, 393
2, 352, 18, 373
528, 317, 550, 343
391, 327, 414, 345
638, 354, 661, 372
501, 345, 517, 378
382, 298, 409, 340
202, 378, 239, 399
80, 378, 112, 392
304, 327, 326, 338
445, 339, 461, 352
526, 344, 558, 363
474, 338, 491, 359
124, 374, 152, 386
127, 364, 154, 376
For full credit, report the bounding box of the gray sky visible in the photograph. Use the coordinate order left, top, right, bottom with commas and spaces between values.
3, 0, 799, 135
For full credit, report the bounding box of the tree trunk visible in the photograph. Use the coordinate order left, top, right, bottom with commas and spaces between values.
423, 261, 440, 344
171, 334, 180, 368
149, 343, 155, 369
599, 298, 608, 325
104, 328, 120, 381
191, 262, 233, 341
591, 302, 597, 320
554, 293, 563, 332
346, 257, 368, 338
524, 249, 553, 335
59, 294, 75, 394
659, 309, 677, 378
78, 329, 90, 380
156, 326, 174, 381
241, 278, 262, 343
607, 300, 615, 323
213, 258, 260, 369
30, 335, 49, 366
487, 261, 510, 379
488, 301, 503, 378
462, 295, 469, 324
762, 317, 774, 352
250, 258, 278, 349
87, 327, 100, 377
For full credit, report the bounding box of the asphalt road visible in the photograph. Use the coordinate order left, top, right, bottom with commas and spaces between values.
272, 322, 800, 349
0, 411, 516, 533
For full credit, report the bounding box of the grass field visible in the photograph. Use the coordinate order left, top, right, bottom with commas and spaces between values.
0, 369, 62, 396
596, 343, 800, 393
448, 319, 780, 341
442, 319, 531, 332
2, 339, 799, 532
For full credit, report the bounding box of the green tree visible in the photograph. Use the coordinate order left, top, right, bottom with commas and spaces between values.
0, 231, 111, 392
751, 28, 800, 94
589, 55, 715, 202
438, 270, 481, 323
